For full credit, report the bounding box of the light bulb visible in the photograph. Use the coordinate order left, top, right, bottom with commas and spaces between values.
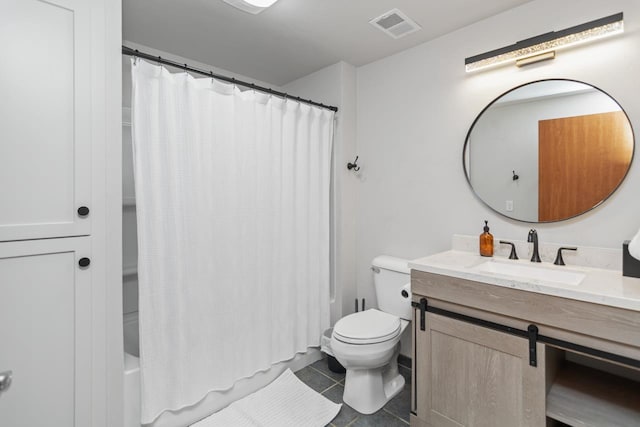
223, 0, 279, 14
243, 0, 278, 7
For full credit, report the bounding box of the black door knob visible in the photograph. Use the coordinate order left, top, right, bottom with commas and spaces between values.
77, 206, 90, 217
78, 258, 91, 268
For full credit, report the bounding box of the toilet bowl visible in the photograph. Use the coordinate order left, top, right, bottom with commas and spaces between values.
331, 309, 409, 414
330, 255, 412, 414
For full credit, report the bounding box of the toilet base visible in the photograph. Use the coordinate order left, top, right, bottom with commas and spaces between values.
342, 345, 404, 414
327, 355, 346, 373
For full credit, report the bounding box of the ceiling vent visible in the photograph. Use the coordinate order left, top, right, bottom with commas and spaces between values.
369, 9, 421, 39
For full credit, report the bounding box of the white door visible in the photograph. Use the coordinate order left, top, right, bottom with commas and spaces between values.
0, 237, 91, 427
0, 0, 91, 242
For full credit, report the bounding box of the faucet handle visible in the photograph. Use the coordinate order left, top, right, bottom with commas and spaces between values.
499, 240, 519, 260
554, 247, 577, 266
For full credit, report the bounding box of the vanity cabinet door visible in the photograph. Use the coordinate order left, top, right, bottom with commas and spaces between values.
413, 312, 546, 427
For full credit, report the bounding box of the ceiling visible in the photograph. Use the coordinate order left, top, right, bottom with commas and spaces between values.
123, 0, 534, 86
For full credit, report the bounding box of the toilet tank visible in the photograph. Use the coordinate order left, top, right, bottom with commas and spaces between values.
372, 255, 412, 320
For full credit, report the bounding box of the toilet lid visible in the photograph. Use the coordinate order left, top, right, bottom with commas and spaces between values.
333, 309, 401, 345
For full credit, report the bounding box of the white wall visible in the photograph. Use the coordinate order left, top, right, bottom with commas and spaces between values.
283, 62, 359, 325
356, 0, 640, 308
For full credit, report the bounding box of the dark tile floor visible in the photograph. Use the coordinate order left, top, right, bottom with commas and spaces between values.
295, 357, 411, 427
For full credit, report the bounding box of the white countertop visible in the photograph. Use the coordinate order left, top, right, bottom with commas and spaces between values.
409, 250, 640, 312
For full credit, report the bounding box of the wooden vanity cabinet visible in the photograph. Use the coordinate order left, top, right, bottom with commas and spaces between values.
410, 270, 640, 427
414, 312, 546, 427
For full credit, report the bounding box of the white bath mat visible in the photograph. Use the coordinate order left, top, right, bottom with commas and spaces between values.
192, 368, 341, 427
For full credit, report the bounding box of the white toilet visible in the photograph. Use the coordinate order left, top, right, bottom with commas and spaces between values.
330, 255, 411, 414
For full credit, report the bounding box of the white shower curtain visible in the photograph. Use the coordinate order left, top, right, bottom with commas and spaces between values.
131, 59, 334, 423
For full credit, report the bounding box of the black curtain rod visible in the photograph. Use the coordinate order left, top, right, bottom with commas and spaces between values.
122, 46, 338, 113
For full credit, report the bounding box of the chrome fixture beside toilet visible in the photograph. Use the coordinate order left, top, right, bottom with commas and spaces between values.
330, 256, 411, 414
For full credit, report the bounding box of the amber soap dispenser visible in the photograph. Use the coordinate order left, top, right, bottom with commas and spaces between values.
480, 220, 494, 257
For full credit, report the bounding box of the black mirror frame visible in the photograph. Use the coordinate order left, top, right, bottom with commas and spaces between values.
462, 78, 635, 223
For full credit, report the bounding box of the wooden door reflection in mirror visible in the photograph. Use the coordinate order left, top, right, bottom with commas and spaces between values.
538, 111, 634, 221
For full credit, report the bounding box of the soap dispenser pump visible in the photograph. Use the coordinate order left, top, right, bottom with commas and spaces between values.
480, 220, 494, 257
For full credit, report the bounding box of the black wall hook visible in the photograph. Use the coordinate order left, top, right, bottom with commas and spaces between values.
512, 170, 520, 181
347, 156, 360, 172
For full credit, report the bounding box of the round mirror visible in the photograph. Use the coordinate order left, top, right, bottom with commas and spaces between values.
464, 79, 634, 223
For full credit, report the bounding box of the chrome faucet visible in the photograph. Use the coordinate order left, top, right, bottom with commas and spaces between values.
527, 229, 541, 263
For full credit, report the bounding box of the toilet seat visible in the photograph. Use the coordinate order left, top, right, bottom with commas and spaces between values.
333, 309, 401, 345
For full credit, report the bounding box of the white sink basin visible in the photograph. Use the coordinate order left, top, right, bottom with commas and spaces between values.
473, 260, 586, 285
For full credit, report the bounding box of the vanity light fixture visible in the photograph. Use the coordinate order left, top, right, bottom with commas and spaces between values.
465, 12, 623, 73
223, 0, 279, 15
